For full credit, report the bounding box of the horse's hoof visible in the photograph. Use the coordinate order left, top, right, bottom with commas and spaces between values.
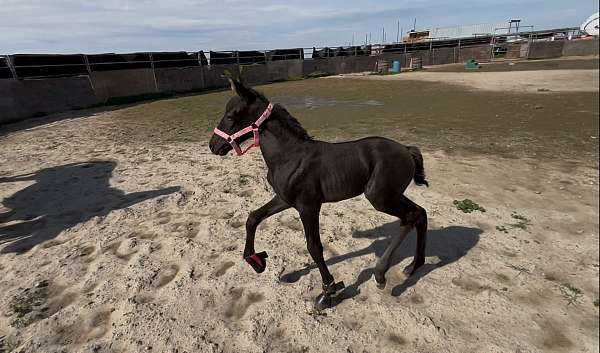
373, 273, 386, 290
314, 292, 332, 311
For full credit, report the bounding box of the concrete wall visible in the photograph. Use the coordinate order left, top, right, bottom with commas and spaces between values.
431, 48, 456, 65
353, 56, 378, 72
562, 38, 599, 57
202, 64, 239, 89
91, 68, 157, 102
155, 67, 204, 93
267, 59, 303, 81
241, 64, 269, 85
0, 76, 98, 124
302, 59, 336, 76
528, 41, 565, 59
459, 45, 492, 62
505, 44, 522, 59
379, 53, 407, 67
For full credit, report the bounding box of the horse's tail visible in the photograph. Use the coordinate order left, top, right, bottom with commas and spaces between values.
408, 146, 429, 187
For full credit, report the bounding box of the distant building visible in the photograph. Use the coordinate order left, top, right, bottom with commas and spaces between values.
429, 23, 511, 40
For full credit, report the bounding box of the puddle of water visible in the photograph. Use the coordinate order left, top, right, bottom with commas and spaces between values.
272, 96, 384, 110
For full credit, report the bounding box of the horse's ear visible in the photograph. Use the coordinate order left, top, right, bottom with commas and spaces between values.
228, 77, 256, 103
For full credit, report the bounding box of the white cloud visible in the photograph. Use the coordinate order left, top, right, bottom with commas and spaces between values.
0, 0, 596, 53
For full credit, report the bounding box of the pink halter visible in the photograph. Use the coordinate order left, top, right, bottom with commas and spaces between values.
213, 102, 274, 156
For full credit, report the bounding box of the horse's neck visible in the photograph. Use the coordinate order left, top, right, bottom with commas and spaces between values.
259, 119, 306, 169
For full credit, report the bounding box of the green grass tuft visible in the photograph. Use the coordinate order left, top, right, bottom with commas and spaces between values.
453, 199, 486, 213
559, 283, 583, 306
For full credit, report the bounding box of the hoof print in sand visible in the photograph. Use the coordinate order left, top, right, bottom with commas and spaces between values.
152, 264, 179, 288
224, 288, 265, 320
171, 221, 201, 238
103, 241, 138, 261
52, 309, 112, 345
213, 261, 235, 277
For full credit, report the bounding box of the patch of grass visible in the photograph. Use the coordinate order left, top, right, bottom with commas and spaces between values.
559, 283, 583, 306
453, 199, 486, 213
594, 298, 599, 307
306, 308, 328, 318
102, 92, 173, 106
507, 264, 530, 277
306, 71, 330, 79
238, 175, 251, 186
9, 284, 49, 328
496, 225, 509, 234
369, 71, 398, 76
509, 213, 532, 230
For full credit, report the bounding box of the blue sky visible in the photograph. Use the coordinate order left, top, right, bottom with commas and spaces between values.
1, 0, 597, 54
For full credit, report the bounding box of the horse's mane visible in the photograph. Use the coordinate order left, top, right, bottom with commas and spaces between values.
271, 103, 312, 141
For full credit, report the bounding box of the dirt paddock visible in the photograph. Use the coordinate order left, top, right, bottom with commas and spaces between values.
0, 58, 598, 353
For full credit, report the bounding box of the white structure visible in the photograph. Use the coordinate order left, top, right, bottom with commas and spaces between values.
429, 23, 508, 39
580, 12, 599, 36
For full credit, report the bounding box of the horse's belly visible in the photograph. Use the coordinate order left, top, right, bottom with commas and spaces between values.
321, 171, 367, 202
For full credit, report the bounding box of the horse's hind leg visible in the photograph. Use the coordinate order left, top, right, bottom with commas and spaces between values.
366, 194, 427, 289
373, 224, 411, 289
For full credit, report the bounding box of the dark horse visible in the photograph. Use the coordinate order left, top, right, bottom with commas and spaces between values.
209, 78, 429, 310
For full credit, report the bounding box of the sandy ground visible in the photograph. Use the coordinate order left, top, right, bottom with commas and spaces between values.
0, 62, 599, 353
341, 69, 599, 93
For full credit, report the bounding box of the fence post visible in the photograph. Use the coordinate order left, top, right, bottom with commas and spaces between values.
6, 55, 18, 79
83, 55, 92, 76
149, 53, 159, 91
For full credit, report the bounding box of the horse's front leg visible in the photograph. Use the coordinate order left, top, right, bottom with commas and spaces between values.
298, 204, 344, 310
244, 195, 290, 273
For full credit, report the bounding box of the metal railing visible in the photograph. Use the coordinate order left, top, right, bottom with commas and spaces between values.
0, 27, 585, 80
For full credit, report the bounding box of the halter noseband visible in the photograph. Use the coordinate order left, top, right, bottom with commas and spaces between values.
213, 102, 274, 156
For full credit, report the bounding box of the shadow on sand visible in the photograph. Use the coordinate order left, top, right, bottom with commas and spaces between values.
280, 222, 481, 306
0, 161, 180, 254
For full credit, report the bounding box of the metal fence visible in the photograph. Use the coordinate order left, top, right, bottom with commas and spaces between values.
0, 27, 583, 80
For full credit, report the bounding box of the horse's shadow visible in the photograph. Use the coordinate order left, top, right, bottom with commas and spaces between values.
0, 161, 180, 254
280, 222, 481, 306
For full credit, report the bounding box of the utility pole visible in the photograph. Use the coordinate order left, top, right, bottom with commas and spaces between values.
413, 18, 417, 31
396, 20, 400, 43
352, 33, 354, 46
365, 33, 368, 46
382, 27, 386, 44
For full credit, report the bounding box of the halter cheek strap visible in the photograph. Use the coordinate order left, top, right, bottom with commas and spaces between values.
213, 102, 274, 156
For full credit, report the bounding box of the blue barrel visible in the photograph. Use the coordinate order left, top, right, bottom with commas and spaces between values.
390, 60, 401, 73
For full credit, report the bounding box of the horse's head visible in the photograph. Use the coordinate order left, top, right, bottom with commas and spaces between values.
209, 78, 270, 156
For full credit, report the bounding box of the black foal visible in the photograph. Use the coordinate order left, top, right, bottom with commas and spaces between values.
209, 78, 429, 310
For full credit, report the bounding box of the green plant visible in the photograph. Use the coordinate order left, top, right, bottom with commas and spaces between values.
594, 298, 599, 307
509, 213, 532, 230
238, 175, 251, 186
559, 283, 583, 306
453, 199, 486, 213
507, 264, 530, 276
9, 285, 49, 328
496, 225, 509, 233
306, 71, 330, 78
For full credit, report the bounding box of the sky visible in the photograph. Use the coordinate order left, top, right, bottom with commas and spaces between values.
0, 0, 597, 54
